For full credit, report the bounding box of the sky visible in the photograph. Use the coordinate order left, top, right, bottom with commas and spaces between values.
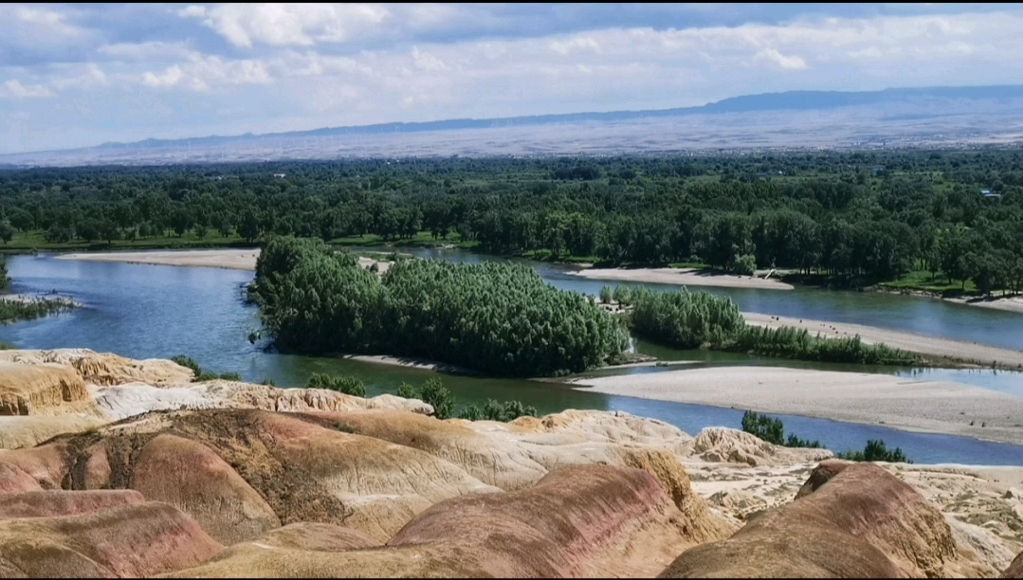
1, 3, 1022, 154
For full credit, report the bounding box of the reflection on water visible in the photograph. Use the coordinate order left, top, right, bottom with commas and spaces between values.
2, 251, 1022, 465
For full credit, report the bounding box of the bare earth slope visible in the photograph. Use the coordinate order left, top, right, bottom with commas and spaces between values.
661, 460, 990, 578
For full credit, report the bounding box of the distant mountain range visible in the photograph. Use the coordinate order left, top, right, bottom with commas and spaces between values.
6, 85, 1023, 166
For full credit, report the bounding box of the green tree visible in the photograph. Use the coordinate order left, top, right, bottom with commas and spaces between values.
0, 220, 14, 244
418, 378, 454, 420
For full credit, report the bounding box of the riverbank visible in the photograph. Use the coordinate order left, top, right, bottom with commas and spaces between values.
570, 366, 1023, 447
569, 266, 795, 290
56, 248, 391, 274
742, 313, 1023, 369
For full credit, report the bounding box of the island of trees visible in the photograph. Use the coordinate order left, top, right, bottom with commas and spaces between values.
249, 236, 628, 377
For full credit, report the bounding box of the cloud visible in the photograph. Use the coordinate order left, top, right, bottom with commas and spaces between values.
180, 3, 391, 48
142, 54, 272, 91
0, 80, 55, 99
754, 48, 807, 70
5, 4, 1023, 153
99, 41, 196, 62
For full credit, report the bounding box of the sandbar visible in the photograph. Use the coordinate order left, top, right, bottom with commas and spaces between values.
742, 312, 1023, 369
569, 267, 794, 290
56, 249, 388, 274
570, 366, 1023, 446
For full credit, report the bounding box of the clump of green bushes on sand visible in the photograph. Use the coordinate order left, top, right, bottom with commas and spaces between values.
397, 378, 536, 422
626, 287, 918, 365
171, 355, 242, 382
741, 410, 912, 463
307, 373, 366, 397
0, 296, 78, 324
250, 236, 628, 377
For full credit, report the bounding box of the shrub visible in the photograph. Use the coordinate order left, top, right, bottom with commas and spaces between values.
733, 253, 757, 276
612, 285, 632, 306
599, 284, 613, 304
171, 355, 202, 379
418, 378, 454, 420
837, 439, 912, 463
396, 382, 417, 400
307, 373, 367, 397
742, 411, 820, 449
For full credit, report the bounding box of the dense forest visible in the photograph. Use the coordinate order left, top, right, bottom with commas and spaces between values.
250, 236, 628, 377
1, 150, 1022, 293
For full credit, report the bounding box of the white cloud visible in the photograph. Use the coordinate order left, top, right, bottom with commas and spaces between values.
99, 41, 196, 62
549, 36, 601, 56
0, 80, 55, 99
754, 48, 807, 70
180, 3, 391, 48
142, 54, 272, 92
49, 63, 109, 90
411, 47, 446, 72
14, 6, 85, 40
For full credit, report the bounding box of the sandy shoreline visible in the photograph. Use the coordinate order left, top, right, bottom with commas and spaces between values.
742, 312, 1023, 369
56, 249, 388, 274
951, 295, 1023, 315
570, 266, 794, 290
571, 366, 1023, 446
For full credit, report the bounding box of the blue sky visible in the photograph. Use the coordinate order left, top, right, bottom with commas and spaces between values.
1, 3, 1021, 153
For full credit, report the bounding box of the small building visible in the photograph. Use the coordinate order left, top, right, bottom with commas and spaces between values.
273, 173, 286, 179
981, 189, 1002, 199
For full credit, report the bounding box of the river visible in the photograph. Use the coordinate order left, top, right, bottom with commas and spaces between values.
2, 250, 1022, 465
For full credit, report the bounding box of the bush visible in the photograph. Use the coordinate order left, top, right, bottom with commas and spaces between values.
742, 411, 821, 449
171, 355, 202, 379
480, 398, 538, 422
307, 373, 367, 397
0, 341, 14, 350
733, 253, 757, 276
0, 258, 8, 290
418, 378, 454, 420
612, 285, 632, 306
0, 297, 77, 324
600, 284, 613, 304
837, 439, 912, 463
458, 404, 483, 421
727, 326, 917, 365
396, 382, 416, 399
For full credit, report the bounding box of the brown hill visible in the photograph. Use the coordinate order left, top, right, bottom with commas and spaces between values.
0, 500, 221, 577
167, 464, 701, 578
659, 460, 987, 578
1005, 551, 1023, 578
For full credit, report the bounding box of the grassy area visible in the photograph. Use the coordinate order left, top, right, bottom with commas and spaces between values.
0, 230, 254, 253
521, 250, 601, 264
328, 231, 477, 249
880, 270, 977, 294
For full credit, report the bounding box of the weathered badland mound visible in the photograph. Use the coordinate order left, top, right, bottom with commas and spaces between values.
0, 489, 144, 519
167, 464, 701, 578
692, 427, 833, 466
0, 362, 95, 417
0, 349, 194, 386
2, 409, 499, 544
0, 500, 222, 577
1004, 551, 1023, 578
660, 460, 988, 578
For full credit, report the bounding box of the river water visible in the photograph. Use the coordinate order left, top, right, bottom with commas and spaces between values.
2, 251, 1022, 465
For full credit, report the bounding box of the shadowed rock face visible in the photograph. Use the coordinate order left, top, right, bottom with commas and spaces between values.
166, 464, 702, 578
659, 460, 983, 578
1004, 551, 1023, 578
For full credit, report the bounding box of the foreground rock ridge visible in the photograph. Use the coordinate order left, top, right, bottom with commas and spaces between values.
0, 348, 1021, 578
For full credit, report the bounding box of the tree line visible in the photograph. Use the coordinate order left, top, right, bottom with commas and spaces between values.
1, 151, 1021, 293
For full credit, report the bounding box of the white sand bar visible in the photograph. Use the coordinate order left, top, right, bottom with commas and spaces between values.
742, 313, 1023, 369
569, 267, 794, 290
572, 366, 1023, 446
58, 249, 260, 270
56, 249, 388, 274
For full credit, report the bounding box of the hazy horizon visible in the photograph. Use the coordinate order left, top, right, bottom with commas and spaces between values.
3, 3, 1023, 155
